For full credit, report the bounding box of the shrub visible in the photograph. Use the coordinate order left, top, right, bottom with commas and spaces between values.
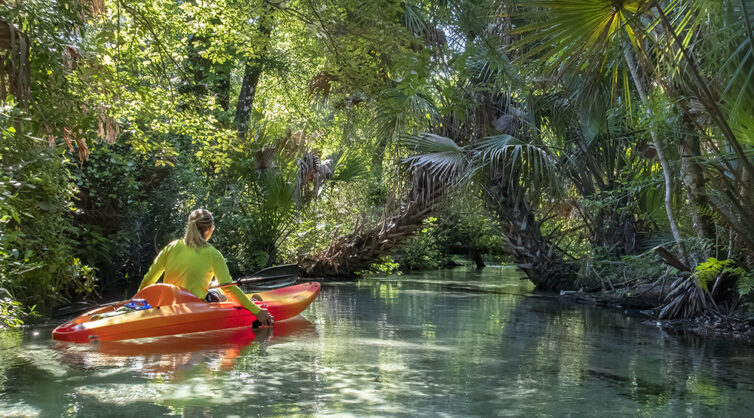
398, 217, 442, 271
0, 104, 96, 317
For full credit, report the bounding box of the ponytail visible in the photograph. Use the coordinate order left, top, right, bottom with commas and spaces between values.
184, 209, 214, 247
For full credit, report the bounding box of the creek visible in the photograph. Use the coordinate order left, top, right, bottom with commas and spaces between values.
1, 266, 753, 416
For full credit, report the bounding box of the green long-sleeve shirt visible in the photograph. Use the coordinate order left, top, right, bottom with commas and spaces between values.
138, 239, 260, 314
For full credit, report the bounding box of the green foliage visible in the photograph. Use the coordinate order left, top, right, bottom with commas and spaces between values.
0, 289, 38, 328
280, 178, 369, 263
684, 257, 754, 314
330, 151, 369, 184
577, 252, 667, 291
72, 143, 144, 261
431, 205, 506, 262
365, 256, 401, 276
396, 205, 506, 272
398, 217, 442, 271
0, 104, 96, 315
619, 254, 667, 283
66, 138, 191, 290
6, 0, 754, 320
737, 271, 754, 297
215, 166, 297, 272
692, 258, 745, 291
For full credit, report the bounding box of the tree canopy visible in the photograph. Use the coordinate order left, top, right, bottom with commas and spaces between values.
3, 0, 754, 326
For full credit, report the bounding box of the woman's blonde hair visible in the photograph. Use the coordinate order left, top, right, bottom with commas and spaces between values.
184, 209, 214, 247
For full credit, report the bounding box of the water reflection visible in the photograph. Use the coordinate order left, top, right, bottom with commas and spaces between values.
56, 317, 315, 380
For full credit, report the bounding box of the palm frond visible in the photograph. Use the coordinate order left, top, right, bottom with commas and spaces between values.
513, 0, 644, 76
371, 88, 438, 150
401, 133, 467, 185
718, 0, 754, 143
403, 2, 427, 36
259, 171, 295, 217
474, 134, 562, 194
465, 35, 521, 88
330, 150, 368, 183
403, 132, 463, 154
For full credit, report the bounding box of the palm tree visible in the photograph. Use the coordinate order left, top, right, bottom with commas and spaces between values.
514, 0, 754, 318
514, 0, 692, 266
534, 85, 653, 256
396, 128, 582, 290
521, 0, 754, 255
301, 0, 580, 286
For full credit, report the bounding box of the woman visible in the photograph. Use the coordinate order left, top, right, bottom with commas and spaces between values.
138, 209, 273, 326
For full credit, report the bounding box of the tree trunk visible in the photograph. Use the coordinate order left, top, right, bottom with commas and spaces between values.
623, 41, 689, 266
234, 12, 275, 139
485, 172, 578, 291
0, 19, 30, 108
300, 205, 434, 277
680, 135, 715, 250
471, 251, 485, 269
591, 208, 639, 256
301, 173, 444, 277
234, 62, 264, 138
300, 201, 436, 277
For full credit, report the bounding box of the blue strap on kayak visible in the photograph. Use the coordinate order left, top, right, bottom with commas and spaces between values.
124, 299, 152, 310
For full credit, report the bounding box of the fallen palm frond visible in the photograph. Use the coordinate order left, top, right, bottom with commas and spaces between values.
658, 275, 722, 319
657, 257, 744, 319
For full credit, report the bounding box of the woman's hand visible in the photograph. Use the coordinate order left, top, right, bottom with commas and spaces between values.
255, 308, 274, 326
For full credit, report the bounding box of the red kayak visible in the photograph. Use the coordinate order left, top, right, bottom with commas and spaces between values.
52, 282, 320, 343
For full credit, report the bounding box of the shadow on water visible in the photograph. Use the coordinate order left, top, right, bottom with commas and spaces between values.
321, 267, 754, 416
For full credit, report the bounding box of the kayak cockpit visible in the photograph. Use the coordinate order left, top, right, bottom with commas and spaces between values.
133, 283, 204, 307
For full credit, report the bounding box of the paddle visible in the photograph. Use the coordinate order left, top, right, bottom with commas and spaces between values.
211, 264, 300, 289
237, 264, 300, 285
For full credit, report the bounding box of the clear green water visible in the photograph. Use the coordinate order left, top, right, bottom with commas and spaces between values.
2, 266, 754, 416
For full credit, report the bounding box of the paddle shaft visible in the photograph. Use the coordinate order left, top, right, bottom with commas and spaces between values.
210, 264, 299, 289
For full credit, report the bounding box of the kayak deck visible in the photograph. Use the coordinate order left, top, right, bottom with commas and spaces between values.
53, 282, 320, 343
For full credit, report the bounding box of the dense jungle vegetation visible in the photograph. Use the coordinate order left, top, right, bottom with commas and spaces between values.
3, 0, 754, 328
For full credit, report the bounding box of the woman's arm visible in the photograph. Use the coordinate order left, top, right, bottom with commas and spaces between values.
223, 285, 261, 314
213, 251, 273, 325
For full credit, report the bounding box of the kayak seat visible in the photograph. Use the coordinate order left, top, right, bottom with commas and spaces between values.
132, 283, 204, 308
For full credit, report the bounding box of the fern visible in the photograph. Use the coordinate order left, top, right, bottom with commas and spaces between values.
692, 257, 744, 291
695, 202, 722, 223
738, 271, 754, 297
689, 257, 754, 299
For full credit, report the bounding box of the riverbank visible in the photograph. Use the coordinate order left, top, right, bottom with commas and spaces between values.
558, 283, 754, 344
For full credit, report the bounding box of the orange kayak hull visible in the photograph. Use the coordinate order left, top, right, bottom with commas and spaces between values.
52, 282, 320, 343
